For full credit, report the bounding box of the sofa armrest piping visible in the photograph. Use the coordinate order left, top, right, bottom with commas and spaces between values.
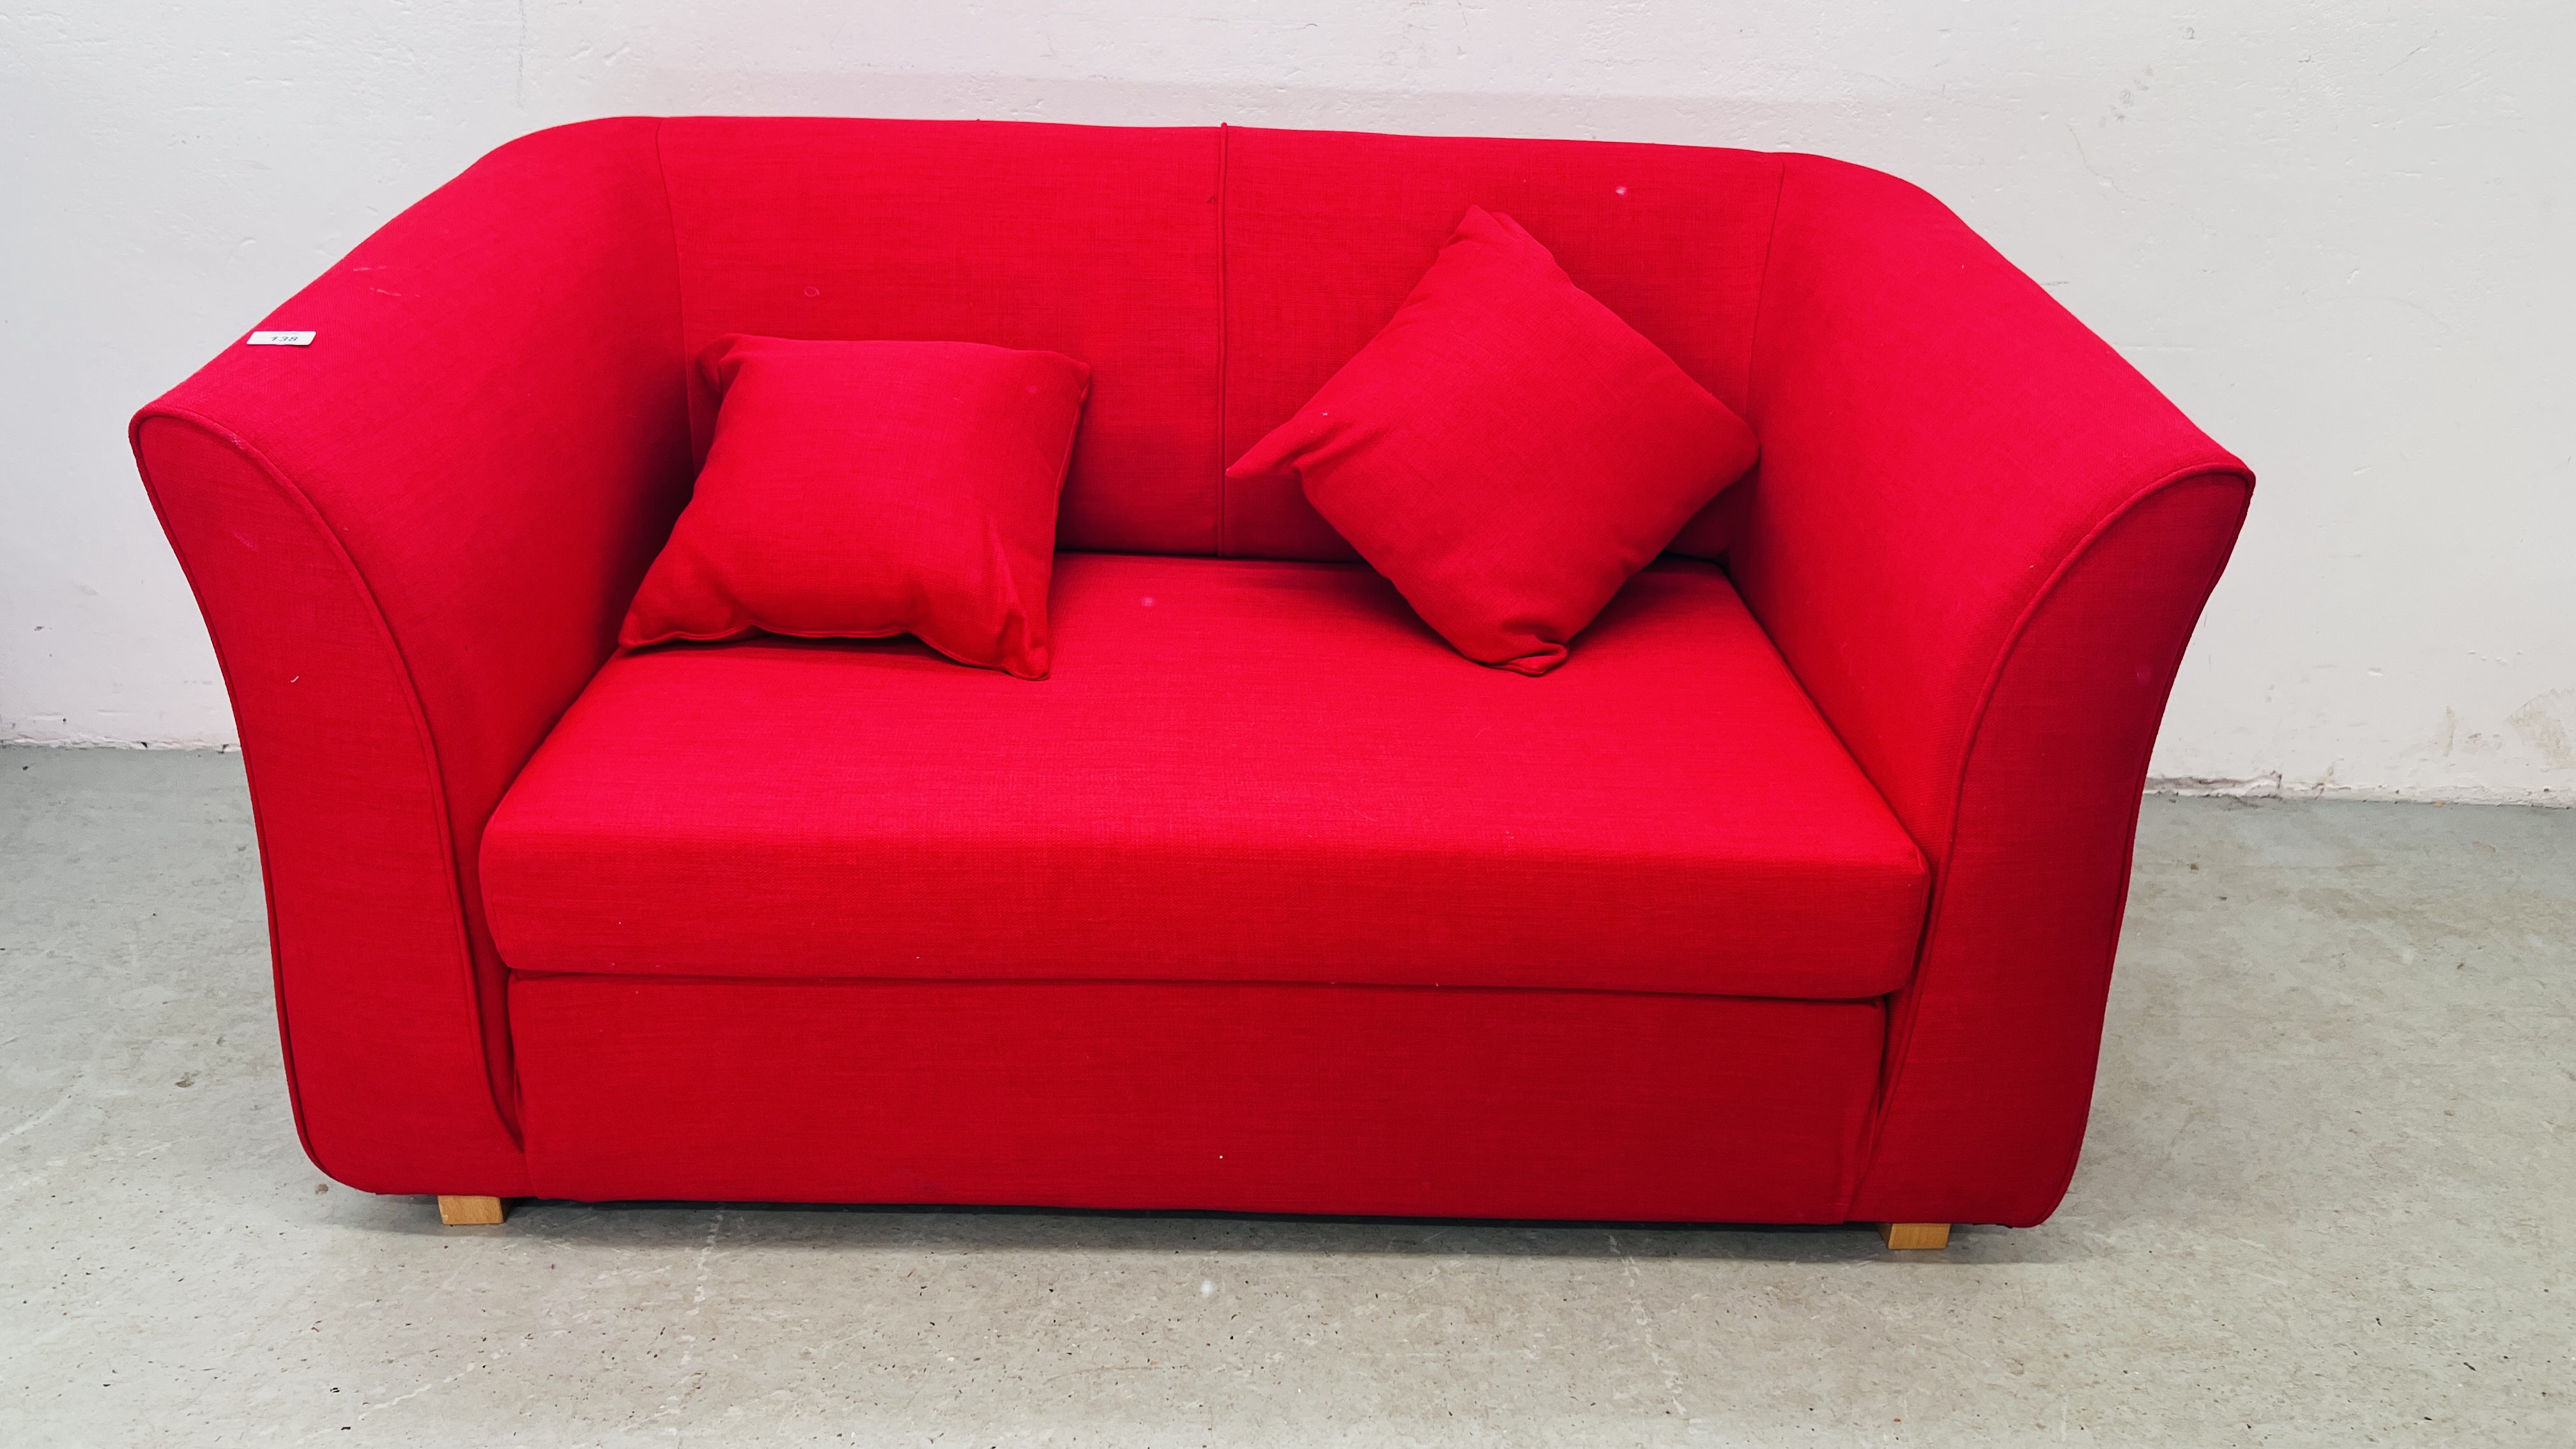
1855, 458, 2254, 1203
129, 403, 517, 1157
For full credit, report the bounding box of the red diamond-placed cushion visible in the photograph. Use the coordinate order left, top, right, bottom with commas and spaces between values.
1227, 207, 1757, 674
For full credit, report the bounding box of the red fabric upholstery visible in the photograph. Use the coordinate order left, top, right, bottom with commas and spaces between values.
484, 554, 1928, 999
514, 975, 1885, 1222
1729, 157, 2253, 1225
1219, 126, 1781, 562
659, 118, 1222, 556
137, 119, 2251, 1225
130, 118, 692, 1195
1228, 208, 1757, 674
622, 336, 1089, 678
1666, 477, 1754, 561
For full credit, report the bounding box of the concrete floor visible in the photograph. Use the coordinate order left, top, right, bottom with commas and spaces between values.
1, 746, 2569, 1446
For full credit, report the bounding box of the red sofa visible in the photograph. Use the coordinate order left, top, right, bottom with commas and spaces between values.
131, 118, 2250, 1238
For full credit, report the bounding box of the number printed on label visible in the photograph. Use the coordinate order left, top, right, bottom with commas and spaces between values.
247, 330, 317, 347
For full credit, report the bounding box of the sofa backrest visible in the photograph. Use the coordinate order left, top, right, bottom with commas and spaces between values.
660, 118, 1784, 560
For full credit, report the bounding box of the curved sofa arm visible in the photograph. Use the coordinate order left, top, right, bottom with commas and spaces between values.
1732, 155, 2254, 1226
130, 118, 690, 1193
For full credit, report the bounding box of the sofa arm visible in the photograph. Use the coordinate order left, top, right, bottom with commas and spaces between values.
130, 119, 691, 1193
1732, 155, 2253, 1226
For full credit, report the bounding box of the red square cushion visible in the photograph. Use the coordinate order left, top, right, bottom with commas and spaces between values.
620, 335, 1090, 678
1226, 208, 1758, 674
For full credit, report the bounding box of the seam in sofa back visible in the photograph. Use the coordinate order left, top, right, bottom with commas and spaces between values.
658, 117, 1783, 561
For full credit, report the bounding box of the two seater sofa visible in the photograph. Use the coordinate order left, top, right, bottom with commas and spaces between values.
132, 118, 2251, 1240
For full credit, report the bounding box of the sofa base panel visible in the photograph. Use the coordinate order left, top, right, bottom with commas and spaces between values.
512, 974, 1882, 1223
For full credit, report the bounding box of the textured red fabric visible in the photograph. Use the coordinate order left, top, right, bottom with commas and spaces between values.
659, 118, 1222, 555
1218, 126, 1782, 563
1850, 477, 2248, 1226
133, 420, 535, 1197
514, 974, 1885, 1221
1666, 473, 1754, 560
622, 336, 1088, 678
1228, 208, 1757, 673
484, 553, 1928, 999
136, 118, 2252, 1226
1728, 156, 2253, 1225
129, 118, 695, 1193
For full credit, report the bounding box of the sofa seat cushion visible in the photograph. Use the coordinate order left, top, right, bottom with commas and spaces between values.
482, 554, 1928, 1000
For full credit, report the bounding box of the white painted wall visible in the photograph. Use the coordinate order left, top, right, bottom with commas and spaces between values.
4, 3, 2570, 800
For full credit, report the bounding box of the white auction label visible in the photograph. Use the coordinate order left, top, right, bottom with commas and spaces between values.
247, 330, 317, 347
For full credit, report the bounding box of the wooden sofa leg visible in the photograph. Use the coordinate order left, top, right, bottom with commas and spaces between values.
437, 1195, 507, 1226
1879, 1222, 1951, 1250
